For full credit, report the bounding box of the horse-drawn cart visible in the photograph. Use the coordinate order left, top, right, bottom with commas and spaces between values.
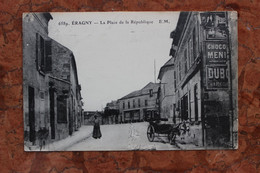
147, 118, 181, 144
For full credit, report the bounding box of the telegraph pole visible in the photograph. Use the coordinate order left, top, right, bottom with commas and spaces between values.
154, 59, 156, 83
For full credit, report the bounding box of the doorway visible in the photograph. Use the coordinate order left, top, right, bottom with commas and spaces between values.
194, 84, 199, 121
49, 88, 55, 139
181, 94, 189, 121
28, 86, 36, 144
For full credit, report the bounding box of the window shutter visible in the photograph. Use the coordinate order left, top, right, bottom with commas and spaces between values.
39, 36, 45, 72
45, 40, 52, 72
36, 33, 39, 70
149, 89, 153, 97
193, 28, 196, 60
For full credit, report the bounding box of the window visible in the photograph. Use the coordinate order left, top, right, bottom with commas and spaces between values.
181, 94, 188, 121
123, 102, 125, 109
174, 70, 177, 90
163, 85, 165, 96
177, 100, 181, 119
39, 35, 45, 71
194, 84, 199, 121
133, 99, 135, 108
189, 90, 191, 121
45, 40, 52, 72
193, 28, 197, 61
178, 61, 181, 81
145, 100, 148, 106
138, 99, 141, 107
128, 101, 130, 109
149, 89, 153, 97
39, 91, 44, 100
57, 96, 67, 123
173, 104, 176, 123
36, 33, 52, 73
184, 49, 188, 73
189, 37, 193, 66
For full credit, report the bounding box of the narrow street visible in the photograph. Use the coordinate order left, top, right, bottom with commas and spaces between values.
66, 122, 179, 151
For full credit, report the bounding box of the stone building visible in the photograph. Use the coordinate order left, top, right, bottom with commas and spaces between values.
160, 12, 237, 148
23, 13, 83, 148
118, 82, 160, 123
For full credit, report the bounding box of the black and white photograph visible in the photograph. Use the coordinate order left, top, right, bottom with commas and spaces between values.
23, 11, 238, 151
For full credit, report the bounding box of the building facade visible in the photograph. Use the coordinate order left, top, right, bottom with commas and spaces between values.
118, 82, 160, 123
160, 12, 237, 148
23, 13, 83, 148
158, 58, 175, 122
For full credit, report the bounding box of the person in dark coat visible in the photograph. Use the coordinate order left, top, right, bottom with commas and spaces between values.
92, 115, 102, 139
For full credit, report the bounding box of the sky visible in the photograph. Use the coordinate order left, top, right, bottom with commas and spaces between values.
48, 12, 179, 111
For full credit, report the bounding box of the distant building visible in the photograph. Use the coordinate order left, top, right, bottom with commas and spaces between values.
84, 111, 102, 125
157, 58, 175, 122
23, 13, 83, 148
118, 82, 160, 123
104, 100, 119, 124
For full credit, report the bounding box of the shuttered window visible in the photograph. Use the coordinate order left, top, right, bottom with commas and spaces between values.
35, 33, 52, 73
45, 40, 52, 72
184, 48, 188, 73
189, 37, 193, 66
174, 70, 177, 90
193, 28, 197, 61
149, 89, 153, 97
178, 61, 181, 81
40, 36, 45, 72
36, 33, 39, 70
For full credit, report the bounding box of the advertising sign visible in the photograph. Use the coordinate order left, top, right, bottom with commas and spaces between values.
205, 28, 228, 40
200, 12, 227, 28
205, 42, 228, 64
205, 41, 229, 89
206, 65, 228, 89
200, 12, 228, 40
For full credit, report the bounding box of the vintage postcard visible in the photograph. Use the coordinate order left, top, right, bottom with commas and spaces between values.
23, 12, 238, 151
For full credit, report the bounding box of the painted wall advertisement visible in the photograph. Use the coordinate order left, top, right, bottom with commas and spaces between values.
205, 41, 229, 89
201, 12, 230, 90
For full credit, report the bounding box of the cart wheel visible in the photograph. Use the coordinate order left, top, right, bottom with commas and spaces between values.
147, 125, 155, 142
169, 131, 176, 145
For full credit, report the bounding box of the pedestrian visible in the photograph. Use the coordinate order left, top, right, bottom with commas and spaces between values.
92, 115, 102, 139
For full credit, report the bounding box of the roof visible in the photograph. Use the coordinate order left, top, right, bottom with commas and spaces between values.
43, 12, 53, 21
162, 12, 191, 78
171, 12, 190, 47
169, 12, 190, 57
158, 57, 175, 80
119, 82, 160, 100
119, 90, 141, 100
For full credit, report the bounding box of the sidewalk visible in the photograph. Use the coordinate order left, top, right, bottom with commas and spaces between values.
25, 125, 93, 151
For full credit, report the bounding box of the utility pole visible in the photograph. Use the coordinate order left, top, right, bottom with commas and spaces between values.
154, 59, 156, 83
